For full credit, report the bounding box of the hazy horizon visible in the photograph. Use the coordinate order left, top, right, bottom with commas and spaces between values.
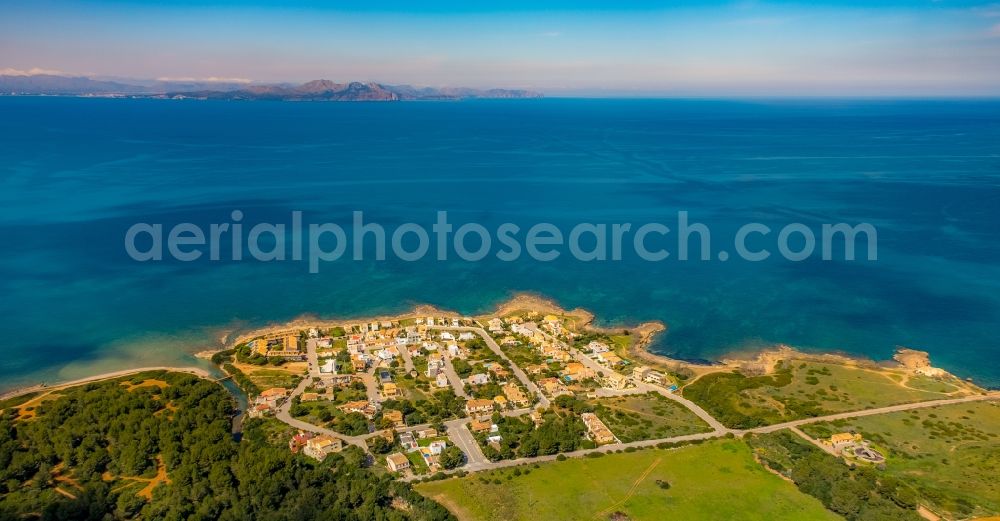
3, 0, 1000, 97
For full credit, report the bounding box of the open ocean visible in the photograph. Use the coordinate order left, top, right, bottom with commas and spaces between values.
1, 97, 998, 391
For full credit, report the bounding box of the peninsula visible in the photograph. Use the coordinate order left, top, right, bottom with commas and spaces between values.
0, 74, 543, 101
2, 295, 997, 520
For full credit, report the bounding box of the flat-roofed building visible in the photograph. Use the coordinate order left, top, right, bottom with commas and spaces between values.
581, 413, 617, 445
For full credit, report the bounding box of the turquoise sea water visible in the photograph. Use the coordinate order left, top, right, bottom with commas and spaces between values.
1, 97, 998, 391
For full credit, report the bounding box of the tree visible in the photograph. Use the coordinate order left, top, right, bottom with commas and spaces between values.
482, 444, 502, 462
451, 359, 473, 378
368, 436, 392, 454
439, 446, 465, 469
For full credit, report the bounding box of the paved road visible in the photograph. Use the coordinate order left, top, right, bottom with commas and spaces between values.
788, 426, 837, 456
444, 417, 488, 467
401, 392, 1000, 480
439, 352, 471, 399
427, 325, 549, 407
746, 393, 1000, 434
268, 326, 1000, 479
397, 342, 416, 373
274, 379, 378, 451
401, 428, 724, 480
360, 365, 382, 403
531, 325, 728, 433
643, 382, 729, 432
274, 377, 371, 449
305, 338, 321, 378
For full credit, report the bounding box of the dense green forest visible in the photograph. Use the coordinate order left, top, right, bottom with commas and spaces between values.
0, 371, 453, 520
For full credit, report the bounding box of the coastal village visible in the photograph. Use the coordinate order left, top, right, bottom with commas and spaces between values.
235, 308, 661, 476
211, 295, 993, 506
3, 296, 997, 520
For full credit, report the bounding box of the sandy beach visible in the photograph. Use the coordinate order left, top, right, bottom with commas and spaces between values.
0, 366, 214, 402
7, 292, 981, 402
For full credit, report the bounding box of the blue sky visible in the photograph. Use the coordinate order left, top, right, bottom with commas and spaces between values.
2, 0, 999, 95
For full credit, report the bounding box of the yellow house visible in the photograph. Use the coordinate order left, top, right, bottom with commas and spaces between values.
825, 432, 862, 446
382, 382, 401, 398
502, 383, 530, 407
303, 435, 343, 461
259, 387, 289, 400
470, 418, 492, 433
465, 399, 495, 416
383, 409, 405, 428
563, 362, 594, 381
386, 452, 410, 473
600, 353, 624, 367
253, 332, 302, 357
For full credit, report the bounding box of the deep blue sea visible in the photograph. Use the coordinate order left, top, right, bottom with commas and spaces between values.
1, 97, 998, 391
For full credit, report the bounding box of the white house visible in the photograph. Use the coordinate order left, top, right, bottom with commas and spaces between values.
458, 331, 476, 341
488, 318, 504, 333
511, 324, 533, 336
427, 440, 448, 455
467, 373, 489, 386
400, 432, 418, 452
587, 341, 611, 354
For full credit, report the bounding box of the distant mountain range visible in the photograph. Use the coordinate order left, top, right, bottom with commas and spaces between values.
0, 74, 543, 101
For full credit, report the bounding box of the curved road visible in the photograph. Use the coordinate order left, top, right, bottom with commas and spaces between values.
274, 377, 370, 449
427, 325, 549, 408
402, 392, 999, 480
277, 327, 1000, 480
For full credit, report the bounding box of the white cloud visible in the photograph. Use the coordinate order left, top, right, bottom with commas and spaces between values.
156, 76, 253, 83
0, 67, 68, 76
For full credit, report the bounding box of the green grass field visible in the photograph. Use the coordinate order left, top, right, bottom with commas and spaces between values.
590, 392, 712, 442
684, 361, 967, 428
415, 439, 840, 521
759, 362, 962, 413
244, 368, 302, 390
801, 400, 1000, 519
